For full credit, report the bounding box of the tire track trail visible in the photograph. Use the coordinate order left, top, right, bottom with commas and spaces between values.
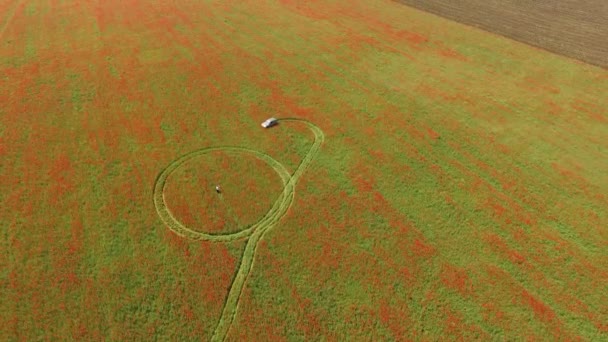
153, 119, 324, 341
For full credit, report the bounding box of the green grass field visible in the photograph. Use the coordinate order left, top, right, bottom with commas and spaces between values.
1, 0, 607, 340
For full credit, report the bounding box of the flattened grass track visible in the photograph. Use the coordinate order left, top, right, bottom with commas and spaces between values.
153, 119, 324, 341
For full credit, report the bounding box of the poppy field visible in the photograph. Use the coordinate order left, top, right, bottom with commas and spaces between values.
1, 0, 607, 340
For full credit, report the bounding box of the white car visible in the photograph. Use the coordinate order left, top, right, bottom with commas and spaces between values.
261, 117, 278, 128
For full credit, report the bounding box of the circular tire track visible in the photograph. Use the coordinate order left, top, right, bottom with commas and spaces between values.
153, 119, 324, 341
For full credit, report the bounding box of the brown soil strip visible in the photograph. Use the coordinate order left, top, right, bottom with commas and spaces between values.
395, 0, 608, 69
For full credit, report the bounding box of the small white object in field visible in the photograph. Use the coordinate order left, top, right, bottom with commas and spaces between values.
261, 117, 278, 128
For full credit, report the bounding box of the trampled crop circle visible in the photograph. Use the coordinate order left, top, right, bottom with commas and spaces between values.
160, 150, 285, 235
152, 119, 324, 342
153, 147, 291, 239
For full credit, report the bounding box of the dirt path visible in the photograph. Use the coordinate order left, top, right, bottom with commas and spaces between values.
396, 0, 608, 69
152, 119, 324, 341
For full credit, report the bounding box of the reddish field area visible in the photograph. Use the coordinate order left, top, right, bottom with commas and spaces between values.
1, 0, 607, 340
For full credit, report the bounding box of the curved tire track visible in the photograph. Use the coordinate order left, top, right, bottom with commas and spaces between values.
153, 119, 324, 341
